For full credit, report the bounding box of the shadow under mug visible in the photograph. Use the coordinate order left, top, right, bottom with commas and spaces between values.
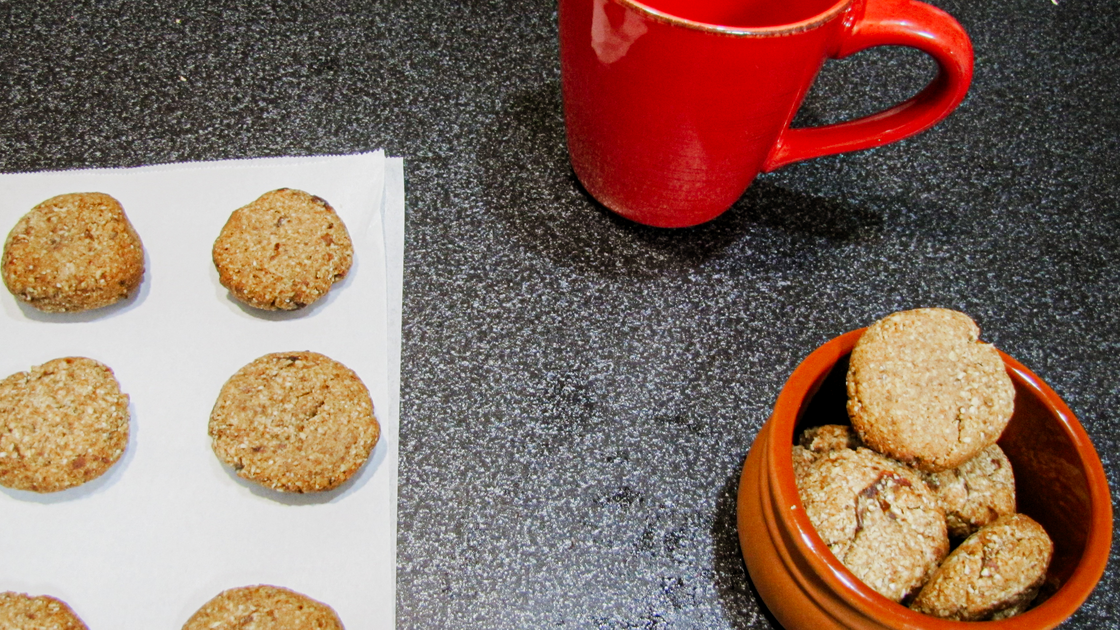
558, 0, 974, 228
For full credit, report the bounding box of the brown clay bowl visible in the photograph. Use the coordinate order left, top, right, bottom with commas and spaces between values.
737, 328, 1112, 629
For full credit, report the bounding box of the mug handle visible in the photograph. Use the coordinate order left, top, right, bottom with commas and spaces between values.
762, 0, 973, 172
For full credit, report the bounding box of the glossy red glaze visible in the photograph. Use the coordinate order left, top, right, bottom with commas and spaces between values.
558, 0, 973, 228
737, 329, 1113, 629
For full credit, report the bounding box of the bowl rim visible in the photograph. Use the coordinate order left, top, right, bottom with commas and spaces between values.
766, 328, 1113, 628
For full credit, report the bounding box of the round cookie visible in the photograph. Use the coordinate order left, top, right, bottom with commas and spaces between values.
212, 189, 353, 311
795, 446, 949, 602
922, 443, 1017, 539
847, 308, 1015, 472
911, 513, 1053, 620
0, 592, 89, 630
183, 585, 344, 630
0, 357, 130, 492
2, 192, 145, 313
209, 351, 379, 493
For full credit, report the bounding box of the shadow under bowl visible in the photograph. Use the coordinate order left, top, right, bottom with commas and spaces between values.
737, 328, 1113, 629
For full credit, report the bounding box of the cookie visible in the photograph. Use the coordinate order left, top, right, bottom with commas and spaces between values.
793, 424, 862, 477
209, 351, 379, 493
795, 446, 949, 602
0, 592, 89, 630
847, 308, 1015, 472
910, 513, 1053, 620
212, 189, 353, 310
2, 192, 145, 313
183, 585, 344, 630
0, 357, 130, 492
799, 424, 862, 453
922, 443, 1017, 539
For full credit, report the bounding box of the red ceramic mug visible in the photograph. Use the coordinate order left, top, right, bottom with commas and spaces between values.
558, 0, 974, 228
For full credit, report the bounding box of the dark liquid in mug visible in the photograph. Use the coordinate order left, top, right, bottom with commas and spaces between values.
637, 0, 844, 28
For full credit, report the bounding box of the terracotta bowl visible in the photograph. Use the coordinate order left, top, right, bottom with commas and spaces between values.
737, 328, 1112, 629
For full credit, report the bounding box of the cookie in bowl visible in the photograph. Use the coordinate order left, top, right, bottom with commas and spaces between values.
910, 513, 1054, 620
922, 443, 1017, 539
847, 308, 1015, 472
794, 445, 949, 602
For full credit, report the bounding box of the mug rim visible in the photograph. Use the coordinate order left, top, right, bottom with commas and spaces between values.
615, 0, 853, 36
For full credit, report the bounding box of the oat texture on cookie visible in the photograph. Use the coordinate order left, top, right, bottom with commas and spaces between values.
182, 585, 344, 630
212, 188, 353, 311
846, 308, 1015, 472
910, 513, 1053, 620
0, 591, 89, 630
209, 351, 380, 493
794, 446, 950, 603
2, 192, 145, 313
922, 443, 1017, 539
0, 357, 130, 492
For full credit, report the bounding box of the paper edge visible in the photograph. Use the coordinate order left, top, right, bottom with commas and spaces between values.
382, 157, 405, 630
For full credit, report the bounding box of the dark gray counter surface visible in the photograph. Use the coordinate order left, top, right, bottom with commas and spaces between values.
1, 0, 1116, 627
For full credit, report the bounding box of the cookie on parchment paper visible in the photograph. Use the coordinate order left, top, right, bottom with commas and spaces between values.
847, 308, 1015, 473
2, 192, 145, 313
910, 513, 1053, 620
0, 357, 130, 493
209, 351, 380, 493
0, 591, 89, 630
795, 446, 949, 602
922, 443, 1017, 539
182, 585, 344, 630
212, 189, 353, 311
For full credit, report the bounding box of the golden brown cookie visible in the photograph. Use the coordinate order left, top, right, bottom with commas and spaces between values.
209, 351, 379, 493
0, 357, 130, 492
793, 424, 862, 477
847, 308, 1015, 472
795, 447, 949, 602
2, 192, 145, 313
791, 444, 816, 480
922, 443, 1017, 539
910, 513, 1053, 620
0, 591, 89, 630
799, 424, 862, 453
182, 585, 344, 630
212, 189, 353, 311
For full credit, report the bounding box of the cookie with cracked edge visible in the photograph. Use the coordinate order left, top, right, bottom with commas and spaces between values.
847, 308, 1015, 473
212, 189, 353, 310
0, 591, 89, 630
209, 351, 380, 493
182, 585, 344, 630
793, 424, 863, 478
794, 446, 949, 602
799, 424, 863, 453
910, 513, 1053, 620
2, 192, 145, 313
922, 443, 1017, 539
0, 357, 130, 492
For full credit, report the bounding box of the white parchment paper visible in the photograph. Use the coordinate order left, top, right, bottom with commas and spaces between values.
0, 151, 404, 630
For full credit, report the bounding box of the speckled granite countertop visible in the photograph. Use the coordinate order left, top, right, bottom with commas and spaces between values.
1, 0, 1116, 627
